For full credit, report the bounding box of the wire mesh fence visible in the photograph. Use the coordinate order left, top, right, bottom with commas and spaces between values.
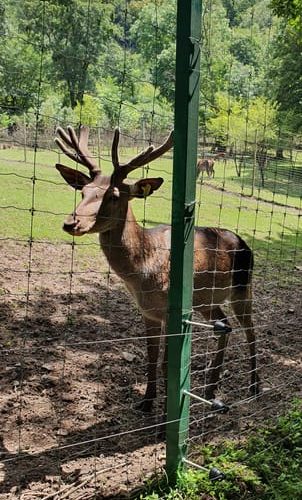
0, 0, 301, 499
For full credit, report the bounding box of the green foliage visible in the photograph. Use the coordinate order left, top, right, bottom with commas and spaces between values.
268, 0, 302, 132
230, 35, 259, 66
271, 0, 302, 26
269, 25, 302, 132
139, 401, 302, 500
74, 95, 104, 127
222, 0, 256, 27
38, 94, 76, 127
0, 113, 10, 128
207, 93, 277, 146
14, 0, 117, 108
130, 2, 176, 102
96, 78, 173, 133
0, 0, 301, 137
0, 37, 46, 114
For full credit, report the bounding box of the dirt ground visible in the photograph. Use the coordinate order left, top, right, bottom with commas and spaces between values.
0, 240, 301, 499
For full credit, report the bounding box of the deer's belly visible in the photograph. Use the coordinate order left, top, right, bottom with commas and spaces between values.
124, 281, 168, 323
193, 272, 232, 308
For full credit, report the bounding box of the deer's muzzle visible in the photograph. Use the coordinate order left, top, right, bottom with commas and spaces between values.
63, 220, 78, 233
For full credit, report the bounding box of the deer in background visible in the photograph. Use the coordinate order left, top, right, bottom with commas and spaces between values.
55, 126, 260, 412
197, 152, 225, 180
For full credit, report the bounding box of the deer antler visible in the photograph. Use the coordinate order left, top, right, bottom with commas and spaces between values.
111, 128, 173, 181
55, 125, 100, 177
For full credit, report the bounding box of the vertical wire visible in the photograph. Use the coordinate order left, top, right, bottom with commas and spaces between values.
145, 0, 162, 444
195, 0, 213, 447
69, 0, 105, 493
54, 0, 96, 490
235, 5, 257, 435
17, 0, 46, 486
276, 145, 299, 287
103, 0, 133, 486
290, 153, 302, 288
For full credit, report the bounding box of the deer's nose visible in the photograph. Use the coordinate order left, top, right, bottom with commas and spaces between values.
63, 220, 78, 232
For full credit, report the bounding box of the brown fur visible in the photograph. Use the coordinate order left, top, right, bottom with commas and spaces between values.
197, 152, 225, 179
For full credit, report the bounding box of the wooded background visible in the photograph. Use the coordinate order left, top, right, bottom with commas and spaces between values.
0, 0, 301, 149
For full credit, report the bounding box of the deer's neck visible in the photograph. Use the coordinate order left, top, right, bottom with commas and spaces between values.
99, 204, 162, 280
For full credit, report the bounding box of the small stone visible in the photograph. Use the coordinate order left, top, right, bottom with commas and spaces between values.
56, 428, 68, 436
122, 351, 135, 362
41, 374, 58, 387
41, 363, 53, 372
61, 393, 74, 402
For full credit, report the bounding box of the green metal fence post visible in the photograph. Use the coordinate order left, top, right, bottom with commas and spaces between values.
166, 0, 202, 483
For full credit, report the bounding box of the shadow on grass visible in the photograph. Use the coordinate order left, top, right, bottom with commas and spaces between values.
229, 158, 302, 202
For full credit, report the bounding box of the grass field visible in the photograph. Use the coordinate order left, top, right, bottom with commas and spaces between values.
0, 146, 301, 279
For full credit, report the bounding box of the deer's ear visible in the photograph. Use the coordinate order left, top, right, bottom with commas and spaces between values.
130, 177, 164, 198
56, 164, 91, 190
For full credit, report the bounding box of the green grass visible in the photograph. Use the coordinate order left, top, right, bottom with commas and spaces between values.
138, 401, 302, 500
0, 147, 301, 276
209, 156, 302, 207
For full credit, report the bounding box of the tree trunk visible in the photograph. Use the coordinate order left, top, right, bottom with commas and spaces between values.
276, 147, 284, 159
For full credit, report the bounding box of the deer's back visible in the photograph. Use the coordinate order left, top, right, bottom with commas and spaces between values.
125, 226, 252, 323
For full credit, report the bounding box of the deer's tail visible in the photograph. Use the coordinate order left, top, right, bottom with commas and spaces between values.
233, 237, 254, 290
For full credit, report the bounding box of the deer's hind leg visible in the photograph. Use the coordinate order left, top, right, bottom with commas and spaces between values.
231, 287, 260, 396
201, 306, 231, 400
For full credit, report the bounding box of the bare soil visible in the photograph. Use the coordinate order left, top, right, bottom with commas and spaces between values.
0, 240, 301, 499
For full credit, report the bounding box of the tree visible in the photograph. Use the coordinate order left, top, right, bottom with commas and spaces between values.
208, 92, 277, 147
0, 36, 45, 115
270, 0, 302, 25
14, 0, 116, 108
269, 0, 302, 132
130, 2, 176, 102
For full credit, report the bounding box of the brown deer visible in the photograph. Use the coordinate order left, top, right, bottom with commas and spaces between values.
197, 152, 225, 180
55, 126, 260, 411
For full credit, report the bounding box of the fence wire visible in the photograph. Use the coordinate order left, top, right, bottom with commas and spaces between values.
0, 0, 301, 499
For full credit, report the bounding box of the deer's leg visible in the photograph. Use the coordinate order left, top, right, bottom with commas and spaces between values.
202, 307, 231, 400
138, 318, 161, 413
231, 289, 260, 396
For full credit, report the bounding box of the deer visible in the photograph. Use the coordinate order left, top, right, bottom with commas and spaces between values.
196, 152, 225, 180
54, 125, 260, 413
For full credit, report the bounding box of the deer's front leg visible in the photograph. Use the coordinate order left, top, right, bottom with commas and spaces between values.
138, 318, 162, 413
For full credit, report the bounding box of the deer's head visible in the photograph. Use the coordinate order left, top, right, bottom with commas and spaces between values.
55, 126, 173, 236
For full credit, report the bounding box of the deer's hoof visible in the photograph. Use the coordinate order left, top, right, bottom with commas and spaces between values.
250, 383, 262, 398
136, 398, 153, 413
